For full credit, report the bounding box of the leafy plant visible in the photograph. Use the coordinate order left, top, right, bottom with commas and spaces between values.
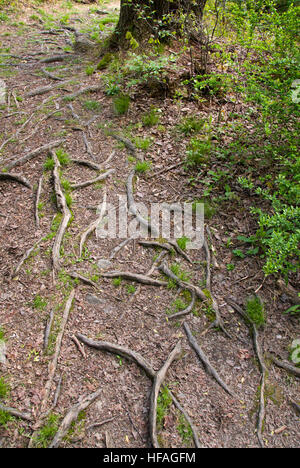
112, 94, 130, 115
246, 295, 266, 328
142, 107, 161, 127
135, 160, 151, 173
34, 412, 60, 448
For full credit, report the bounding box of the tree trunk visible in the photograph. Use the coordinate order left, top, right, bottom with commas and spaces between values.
110, 0, 207, 48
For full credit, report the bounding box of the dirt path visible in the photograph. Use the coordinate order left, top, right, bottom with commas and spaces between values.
0, 1, 299, 449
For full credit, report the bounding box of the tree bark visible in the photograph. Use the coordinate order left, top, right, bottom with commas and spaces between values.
110, 0, 207, 48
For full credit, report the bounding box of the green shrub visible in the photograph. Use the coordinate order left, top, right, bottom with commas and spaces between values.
112, 94, 130, 115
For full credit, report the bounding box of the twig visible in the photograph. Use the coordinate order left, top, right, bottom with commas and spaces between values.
71, 334, 87, 358
86, 417, 115, 431
183, 322, 236, 398
147, 161, 184, 179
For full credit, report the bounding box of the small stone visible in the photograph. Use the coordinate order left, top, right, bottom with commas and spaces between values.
86, 293, 104, 305
97, 259, 112, 270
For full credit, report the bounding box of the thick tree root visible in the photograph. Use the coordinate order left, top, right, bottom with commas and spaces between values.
101, 270, 168, 287
149, 341, 182, 448
79, 187, 106, 257
49, 387, 102, 448
183, 322, 236, 398
0, 172, 32, 189
266, 352, 300, 378
12, 236, 43, 278
76, 333, 156, 379
226, 299, 267, 447
51, 150, 72, 279
4, 140, 64, 171
70, 168, 114, 190
0, 404, 32, 421
76, 333, 192, 448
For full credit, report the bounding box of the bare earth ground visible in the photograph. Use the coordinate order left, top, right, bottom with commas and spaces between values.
0, 1, 299, 449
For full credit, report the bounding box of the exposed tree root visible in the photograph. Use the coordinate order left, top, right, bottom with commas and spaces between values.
76, 333, 189, 448
159, 261, 230, 337
79, 187, 106, 257
12, 236, 43, 278
43, 309, 54, 351
61, 84, 102, 102
34, 175, 43, 228
4, 140, 64, 171
39, 289, 75, 417
183, 322, 236, 398
266, 352, 300, 378
108, 132, 137, 158
0, 172, 32, 189
0, 404, 32, 421
149, 341, 182, 448
70, 168, 114, 190
49, 387, 102, 448
70, 158, 102, 171
86, 417, 115, 432
25, 80, 71, 98
68, 272, 99, 288
41, 67, 65, 81
109, 236, 135, 260
226, 299, 267, 447
51, 150, 72, 279
76, 333, 156, 379
40, 53, 73, 63
148, 161, 184, 179
102, 270, 168, 287
168, 291, 196, 320
168, 389, 202, 448
127, 169, 158, 237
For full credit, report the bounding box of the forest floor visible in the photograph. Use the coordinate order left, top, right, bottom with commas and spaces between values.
0, 1, 299, 449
